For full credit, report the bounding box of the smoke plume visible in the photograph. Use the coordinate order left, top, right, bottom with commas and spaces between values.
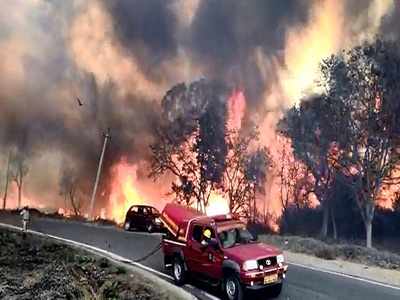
0, 0, 397, 217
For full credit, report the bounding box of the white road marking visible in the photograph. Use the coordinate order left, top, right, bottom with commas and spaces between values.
0, 222, 220, 300
289, 261, 400, 291
185, 285, 221, 300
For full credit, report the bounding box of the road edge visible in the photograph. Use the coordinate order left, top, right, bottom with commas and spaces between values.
285, 251, 400, 290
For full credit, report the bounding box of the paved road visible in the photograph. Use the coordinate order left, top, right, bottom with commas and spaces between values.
1, 214, 400, 300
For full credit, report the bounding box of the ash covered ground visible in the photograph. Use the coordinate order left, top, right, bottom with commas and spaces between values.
0, 229, 170, 300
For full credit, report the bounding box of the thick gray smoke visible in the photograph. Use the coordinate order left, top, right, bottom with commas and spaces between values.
0, 0, 397, 213
103, 0, 310, 106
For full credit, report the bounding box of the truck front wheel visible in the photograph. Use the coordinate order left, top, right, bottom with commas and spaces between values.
172, 257, 187, 286
269, 282, 283, 298
223, 275, 243, 300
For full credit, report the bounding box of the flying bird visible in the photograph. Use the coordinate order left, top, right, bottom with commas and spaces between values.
76, 97, 83, 106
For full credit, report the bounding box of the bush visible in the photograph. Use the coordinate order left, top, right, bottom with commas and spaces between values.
278, 205, 322, 236
315, 246, 337, 260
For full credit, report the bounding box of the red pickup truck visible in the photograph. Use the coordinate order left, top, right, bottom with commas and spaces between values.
160, 204, 288, 300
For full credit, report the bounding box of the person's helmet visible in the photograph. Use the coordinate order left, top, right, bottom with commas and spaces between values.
203, 228, 212, 239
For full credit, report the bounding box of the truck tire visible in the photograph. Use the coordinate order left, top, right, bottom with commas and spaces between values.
172, 257, 187, 286
223, 274, 243, 300
269, 282, 283, 298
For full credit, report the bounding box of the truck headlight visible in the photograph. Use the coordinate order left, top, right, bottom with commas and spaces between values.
277, 254, 285, 264
243, 260, 258, 271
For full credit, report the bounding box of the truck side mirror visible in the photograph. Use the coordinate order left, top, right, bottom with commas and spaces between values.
201, 238, 219, 250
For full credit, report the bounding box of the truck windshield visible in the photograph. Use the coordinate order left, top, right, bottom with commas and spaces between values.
218, 227, 255, 248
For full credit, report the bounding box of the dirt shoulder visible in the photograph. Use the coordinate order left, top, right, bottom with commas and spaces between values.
0, 228, 193, 300
260, 234, 400, 287
285, 251, 400, 287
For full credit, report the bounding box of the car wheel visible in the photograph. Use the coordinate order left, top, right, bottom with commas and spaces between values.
146, 223, 153, 233
223, 274, 243, 300
172, 257, 187, 286
269, 282, 283, 298
124, 221, 131, 231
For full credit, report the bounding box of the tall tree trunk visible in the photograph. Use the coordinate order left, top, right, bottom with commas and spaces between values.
64, 194, 68, 213
365, 219, 372, 248
17, 181, 22, 209
253, 195, 257, 223
331, 207, 337, 240
320, 203, 329, 238
2, 152, 11, 210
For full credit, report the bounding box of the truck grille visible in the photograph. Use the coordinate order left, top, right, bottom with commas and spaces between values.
258, 256, 277, 268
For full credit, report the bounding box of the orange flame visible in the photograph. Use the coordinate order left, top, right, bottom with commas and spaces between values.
206, 192, 230, 216
227, 89, 246, 131
108, 160, 147, 223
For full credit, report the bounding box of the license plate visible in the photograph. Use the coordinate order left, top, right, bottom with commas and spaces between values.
264, 273, 278, 284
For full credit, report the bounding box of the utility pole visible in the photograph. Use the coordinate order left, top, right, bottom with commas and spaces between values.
89, 129, 111, 219
2, 151, 11, 210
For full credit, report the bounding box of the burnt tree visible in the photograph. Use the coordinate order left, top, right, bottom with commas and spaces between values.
59, 168, 82, 216
10, 151, 29, 209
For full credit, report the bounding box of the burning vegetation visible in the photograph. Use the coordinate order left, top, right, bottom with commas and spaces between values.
1, 0, 400, 249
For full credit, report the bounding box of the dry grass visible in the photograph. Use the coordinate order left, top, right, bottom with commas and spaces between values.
260, 234, 400, 270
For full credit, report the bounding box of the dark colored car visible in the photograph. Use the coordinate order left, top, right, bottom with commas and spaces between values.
123, 205, 162, 233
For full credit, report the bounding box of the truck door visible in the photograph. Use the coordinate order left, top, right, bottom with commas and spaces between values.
186, 224, 208, 274
186, 225, 223, 278
199, 227, 223, 279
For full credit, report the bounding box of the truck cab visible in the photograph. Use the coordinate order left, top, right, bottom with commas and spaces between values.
161, 204, 287, 300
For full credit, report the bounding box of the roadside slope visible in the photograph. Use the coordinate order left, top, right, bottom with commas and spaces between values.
0, 226, 195, 300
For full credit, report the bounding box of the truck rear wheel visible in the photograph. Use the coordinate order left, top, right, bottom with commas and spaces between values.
172, 257, 187, 286
223, 274, 243, 300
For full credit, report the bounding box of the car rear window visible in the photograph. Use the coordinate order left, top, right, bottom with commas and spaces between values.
129, 206, 138, 213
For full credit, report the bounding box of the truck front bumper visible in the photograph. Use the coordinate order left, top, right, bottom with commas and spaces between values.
241, 264, 288, 290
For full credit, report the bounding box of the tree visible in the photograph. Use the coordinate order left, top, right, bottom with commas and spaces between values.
223, 128, 270, 219
59, 169, 82, 216
393, 193, 400, 212
151, 79, 227, 212
10, 151, 28, 209
150, 80, 271, 217
320, 38, 400, 248
277, 137, 312, 213
2, 151, 11, 210
150, 126, 215, 210
278, 96, 341, 238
